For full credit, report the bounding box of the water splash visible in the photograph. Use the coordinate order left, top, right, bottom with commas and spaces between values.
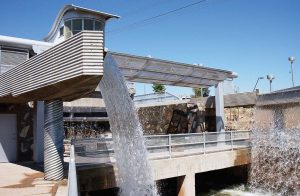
249, 105, 300, 195
99, 54, 158, 196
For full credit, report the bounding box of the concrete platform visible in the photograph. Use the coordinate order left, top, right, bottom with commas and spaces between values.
77, 148, 250, 192
0, 163, 67, 196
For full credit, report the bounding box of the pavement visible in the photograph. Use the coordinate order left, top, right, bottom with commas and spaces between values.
0, 163, 67, 196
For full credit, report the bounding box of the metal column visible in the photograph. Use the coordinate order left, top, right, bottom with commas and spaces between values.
215, 82, 225, 132
44, 100, 64, 180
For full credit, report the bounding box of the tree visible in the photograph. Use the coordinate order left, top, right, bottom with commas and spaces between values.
202, 88, 210, 97
192, 87, 210, 98
152, 83, 166, 93
192, 88, 202, 98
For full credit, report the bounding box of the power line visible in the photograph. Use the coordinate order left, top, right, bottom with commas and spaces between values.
107, 0, 208, 34
120, 0, 168, 18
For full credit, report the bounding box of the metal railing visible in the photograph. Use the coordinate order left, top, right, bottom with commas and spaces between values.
73, 130, 250, 165
67, 140, 78, 196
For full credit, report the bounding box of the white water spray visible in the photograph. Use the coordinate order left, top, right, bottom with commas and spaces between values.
249, 105, 300, 196
99, 54, 158, 196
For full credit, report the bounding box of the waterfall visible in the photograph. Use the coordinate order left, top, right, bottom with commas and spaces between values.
99, 54, 158, 196
249, 104, 300, 195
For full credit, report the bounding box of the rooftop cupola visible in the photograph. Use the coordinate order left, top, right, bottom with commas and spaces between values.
44, 5, 119, 44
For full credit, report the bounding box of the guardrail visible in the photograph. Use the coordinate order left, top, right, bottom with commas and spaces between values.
73, 130, 250, 165
67, 140, 78, 196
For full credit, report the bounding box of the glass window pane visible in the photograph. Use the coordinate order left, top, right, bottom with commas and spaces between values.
72, 19, 82, 31
95, 21, 103, 31
84, 19, 93, 30
72, 30, 81, 35
64, 20, 72, 39
59, 26, 64, 36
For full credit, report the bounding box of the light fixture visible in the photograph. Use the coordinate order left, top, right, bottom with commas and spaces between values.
267, 74, 275, 92
288, 56, 296, 87
253, 76, 264, 92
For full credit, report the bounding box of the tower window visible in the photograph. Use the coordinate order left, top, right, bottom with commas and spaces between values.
65, 20, 72, 39
59, 26, 64, 37
64, 18, 104, 39
84, 19, 94, 30
95, 21, 102, 31
72, 19, 82, 35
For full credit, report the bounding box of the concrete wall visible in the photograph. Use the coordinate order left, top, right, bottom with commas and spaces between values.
77, 149, 250, 192
255, 103, 300, 129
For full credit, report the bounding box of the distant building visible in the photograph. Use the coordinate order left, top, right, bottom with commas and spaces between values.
134, 92, 180, 104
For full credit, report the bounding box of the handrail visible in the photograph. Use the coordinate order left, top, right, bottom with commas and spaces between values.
73, 130, 250, 160
67, 140, 78, 196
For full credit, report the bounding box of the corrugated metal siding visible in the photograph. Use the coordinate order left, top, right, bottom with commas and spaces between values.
0, 31, 103, 98
0, 64, 15, 74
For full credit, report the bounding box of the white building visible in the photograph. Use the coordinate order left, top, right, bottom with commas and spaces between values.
0, 4, 236, 184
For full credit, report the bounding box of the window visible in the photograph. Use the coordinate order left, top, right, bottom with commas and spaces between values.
72, 19, 82, 35
95, 21, 102, 31
65, 20, 72, 39
64, 19, 104, 39
59, 26, 64, 37
84, 19, 93, 30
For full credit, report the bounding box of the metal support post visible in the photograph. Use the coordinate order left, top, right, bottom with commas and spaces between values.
44, 100, 64, 181
203, 132, 206, 154
215, 82, 225, 132
230, 131, 234, 150
169, 134, 172, 158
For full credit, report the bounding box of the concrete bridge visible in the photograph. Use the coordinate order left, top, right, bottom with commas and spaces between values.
71, 130, 250, 195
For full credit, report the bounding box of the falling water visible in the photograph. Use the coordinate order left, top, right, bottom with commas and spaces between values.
99, 54, 158, 196
249, 103, 300, 195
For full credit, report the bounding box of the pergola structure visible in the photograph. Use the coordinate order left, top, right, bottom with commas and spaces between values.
110, 51, 236, 88
0, 30, 237, 180
109, 51, 237, 134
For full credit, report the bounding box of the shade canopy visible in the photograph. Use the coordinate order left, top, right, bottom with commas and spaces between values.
110, 52, 237, 88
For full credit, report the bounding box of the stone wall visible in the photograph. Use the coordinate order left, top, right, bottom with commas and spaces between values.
137, 101, 255, 134
138, 103, 187, 134
64, 93, 256, 137
225, 107, 254, 130
187, 102, 215, 132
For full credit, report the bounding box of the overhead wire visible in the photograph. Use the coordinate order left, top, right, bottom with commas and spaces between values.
106, 0, 209, 35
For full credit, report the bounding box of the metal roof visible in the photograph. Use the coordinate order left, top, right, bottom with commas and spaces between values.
109, 52, 238, 88
44, 4, 120, 41
0, 35, 54, 53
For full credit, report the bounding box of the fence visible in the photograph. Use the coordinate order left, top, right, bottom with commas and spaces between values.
67, 141, 78, 196
73, 130, 250, 165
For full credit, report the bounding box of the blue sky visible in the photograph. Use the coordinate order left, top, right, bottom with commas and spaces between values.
1, 0, 300, 96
